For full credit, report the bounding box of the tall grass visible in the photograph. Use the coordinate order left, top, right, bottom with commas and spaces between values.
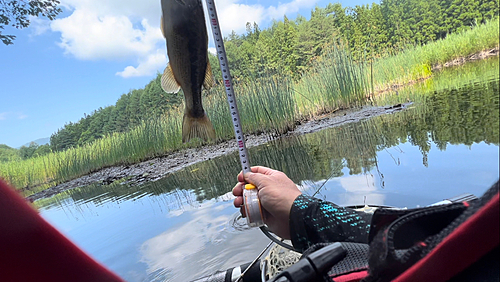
371, 18, 499, 90
0, 112, 185, 193
375, 56, 500, 106
295, 42, 368, 117
1, 18, 498, 195
206, 76, 297, 139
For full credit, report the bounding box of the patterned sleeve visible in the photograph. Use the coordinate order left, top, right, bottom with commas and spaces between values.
289, 194, 372, 252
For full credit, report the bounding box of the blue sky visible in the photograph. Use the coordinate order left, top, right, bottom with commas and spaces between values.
0, 0, 376, 148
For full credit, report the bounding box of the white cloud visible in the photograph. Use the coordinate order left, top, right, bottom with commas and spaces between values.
0, 112, 7, 121
49, 0, 164, 77
59, 0, 160, 25
211, 0, 319, 36
212, 0, 266, 35
51, 10, 162, 61
207, 47, 217, 55
116, 50, 167, 78
266, 0, 317, 20
46, 0, 320, 78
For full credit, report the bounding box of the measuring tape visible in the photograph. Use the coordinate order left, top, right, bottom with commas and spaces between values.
205, 0, 264, 228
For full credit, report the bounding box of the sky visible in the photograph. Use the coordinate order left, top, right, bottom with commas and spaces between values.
0, 0, 376, 148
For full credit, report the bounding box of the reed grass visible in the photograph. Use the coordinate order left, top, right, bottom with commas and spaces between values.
206, 76, 297, 139
1, 18, 498, 195
295, 42, 368, 117
371, 18, 499, 90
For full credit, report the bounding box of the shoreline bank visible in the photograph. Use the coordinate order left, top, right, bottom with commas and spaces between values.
26, 103, 409, 202
372, 46, 499, 96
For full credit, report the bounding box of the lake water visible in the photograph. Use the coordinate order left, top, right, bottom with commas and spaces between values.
37, 58, 499, 281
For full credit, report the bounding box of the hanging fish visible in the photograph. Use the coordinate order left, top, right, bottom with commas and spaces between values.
160, 0, 216, 143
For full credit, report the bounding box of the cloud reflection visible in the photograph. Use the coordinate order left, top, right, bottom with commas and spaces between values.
140, 200, 232, 280
338, 174, 385, 206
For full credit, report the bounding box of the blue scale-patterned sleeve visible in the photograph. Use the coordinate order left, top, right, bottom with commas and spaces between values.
289, 194, 372, 252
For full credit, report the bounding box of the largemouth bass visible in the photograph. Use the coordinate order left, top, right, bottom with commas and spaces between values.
160, 0, 216, 143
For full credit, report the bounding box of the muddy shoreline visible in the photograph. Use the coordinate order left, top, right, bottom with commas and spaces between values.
432, 47, 499, 70
26, 103, 409, 202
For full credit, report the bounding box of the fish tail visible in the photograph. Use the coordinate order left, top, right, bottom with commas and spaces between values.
182, 111, 216, 143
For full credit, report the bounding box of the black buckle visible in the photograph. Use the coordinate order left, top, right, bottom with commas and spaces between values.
271, 242, 346, 282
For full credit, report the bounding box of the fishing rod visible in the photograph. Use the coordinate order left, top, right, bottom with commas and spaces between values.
205, 0, 264, 228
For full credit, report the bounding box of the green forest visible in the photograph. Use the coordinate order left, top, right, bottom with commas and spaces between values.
0, 0, 498, 161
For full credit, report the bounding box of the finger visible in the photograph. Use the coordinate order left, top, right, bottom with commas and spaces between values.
238, 166, 275, 184
237, 171, 245, 183
244, 172, 269, 190
238, 166, 275, 183
233, 196, 243, 208
232, 183, 244, 197
250, 166, 276, 175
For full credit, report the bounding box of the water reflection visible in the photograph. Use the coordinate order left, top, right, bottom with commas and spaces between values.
139, 199, 270, 281
140, 200, 231, 281
337, 174, 385, 206
39, 75, 499, 209
37, 64, 499, 281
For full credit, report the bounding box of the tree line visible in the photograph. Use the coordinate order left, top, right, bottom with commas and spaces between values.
0, 143, 51, 162
41, 0, 499, 154
223, 0, 498, 79
49, 75, 183, 151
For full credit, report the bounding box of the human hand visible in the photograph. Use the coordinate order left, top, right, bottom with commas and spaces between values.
232, 166, 302, 239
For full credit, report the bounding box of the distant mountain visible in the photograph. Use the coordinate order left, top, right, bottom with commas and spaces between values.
21, 137, 50, 148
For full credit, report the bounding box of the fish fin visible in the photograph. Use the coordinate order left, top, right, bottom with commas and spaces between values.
161, 63, 181, 93
182, 111, 216, 143
203, 61, 215, 90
